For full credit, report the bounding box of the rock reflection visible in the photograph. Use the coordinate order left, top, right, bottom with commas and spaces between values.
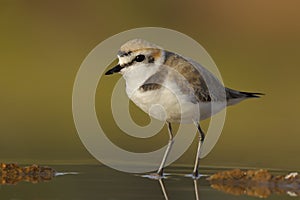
0, 163, 56, 185
208, 169, 300, 198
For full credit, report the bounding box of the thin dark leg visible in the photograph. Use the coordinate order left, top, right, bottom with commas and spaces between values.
157, 122, 174, 176
193, 121, 205, 178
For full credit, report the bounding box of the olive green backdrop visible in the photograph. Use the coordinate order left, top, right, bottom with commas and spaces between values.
1, 0, 299, 170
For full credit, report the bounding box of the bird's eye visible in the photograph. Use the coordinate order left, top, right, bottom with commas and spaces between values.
135, 54, 145, 62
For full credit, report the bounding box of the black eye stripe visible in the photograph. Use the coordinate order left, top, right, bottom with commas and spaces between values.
120, 54, 147, 68
148, 56, 154, 63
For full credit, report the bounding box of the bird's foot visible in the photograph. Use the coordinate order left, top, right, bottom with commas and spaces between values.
192, 170, 201, 179
144, 172, 165, 180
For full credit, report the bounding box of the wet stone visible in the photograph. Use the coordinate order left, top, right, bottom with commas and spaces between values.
0, 163, 56, 185
208, 169, 300, 198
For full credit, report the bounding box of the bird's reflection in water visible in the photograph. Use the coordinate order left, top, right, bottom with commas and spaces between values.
193, 179, 200, 200
157, 177, 200, 200
158, 179, 169, 200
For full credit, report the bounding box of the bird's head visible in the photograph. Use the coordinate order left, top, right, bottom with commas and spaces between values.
105, 39, 165, 76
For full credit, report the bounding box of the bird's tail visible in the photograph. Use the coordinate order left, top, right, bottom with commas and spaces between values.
225, 88, 264, 105
226, 88, 264, 99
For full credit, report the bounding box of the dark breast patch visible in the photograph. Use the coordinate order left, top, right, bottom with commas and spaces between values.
139, 83, 162, 91
139, 67, 168, 92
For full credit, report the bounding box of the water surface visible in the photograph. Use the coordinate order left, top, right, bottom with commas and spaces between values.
0, 165, 295, 200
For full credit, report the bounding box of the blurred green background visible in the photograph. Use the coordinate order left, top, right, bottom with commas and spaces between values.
1, 0, 299, 171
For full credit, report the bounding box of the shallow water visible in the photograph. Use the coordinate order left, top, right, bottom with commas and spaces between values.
0, 165, 296, 200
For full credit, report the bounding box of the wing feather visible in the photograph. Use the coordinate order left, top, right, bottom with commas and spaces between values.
163, 51, 226, 102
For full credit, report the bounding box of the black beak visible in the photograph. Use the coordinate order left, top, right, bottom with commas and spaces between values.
105, 64, 123, 75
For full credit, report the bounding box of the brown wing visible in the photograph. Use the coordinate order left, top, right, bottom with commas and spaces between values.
163, 51, 214, 102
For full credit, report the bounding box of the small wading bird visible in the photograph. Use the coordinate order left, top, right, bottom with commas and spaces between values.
105, 39, 263, 178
